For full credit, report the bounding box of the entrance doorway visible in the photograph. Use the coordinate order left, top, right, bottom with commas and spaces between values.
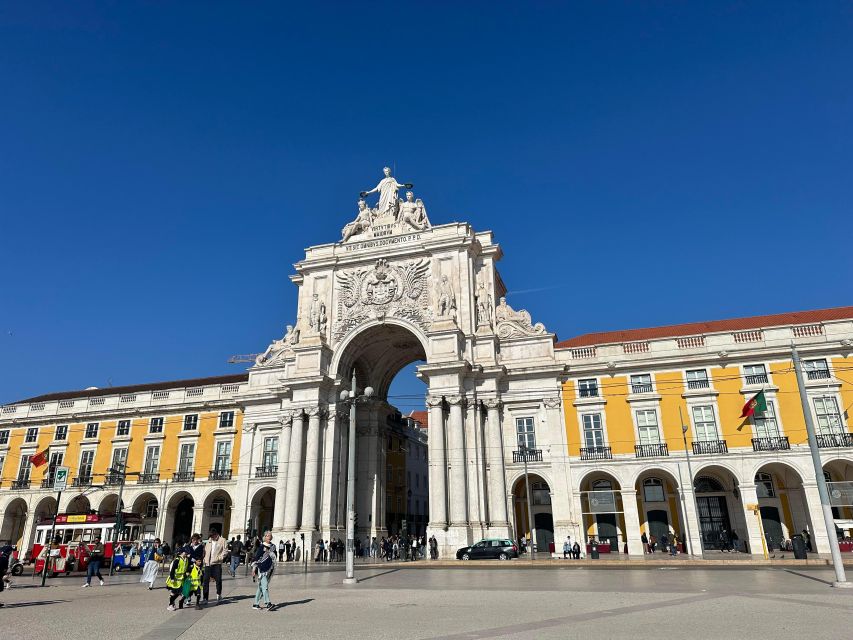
759, 506, 784, 551
647, 509, 670, 542
696, 496, 731, 550
172, 498, 193, 545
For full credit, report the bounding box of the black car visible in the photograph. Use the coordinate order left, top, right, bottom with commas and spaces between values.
456, 538, 518, 560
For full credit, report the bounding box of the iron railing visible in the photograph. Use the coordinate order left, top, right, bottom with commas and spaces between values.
255, 465, 278, 478
137, 473, 160, 484
687, 379, 710, 390
691, 440, 728, 455
744, 373, 768, 385
208, 469, 233, 481
172, 471, 195, 482
806, 369, 831, 380
816, 433, 853, 448
513, 449, 543, 463
751, 436, 790, 451
104, 473, 125, 486
72, 476, 93, 487
12, 479, 30, 490
580, 446, 612, 460
631, 383, 654, 394
635, 443, 669, 458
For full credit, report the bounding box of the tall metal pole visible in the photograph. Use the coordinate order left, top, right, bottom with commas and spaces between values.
791, 344, 851, 588
679, 407, 701, 556
344, 370, 358, 584
41, 489, 61, 587
521, 445, 536, 559
242, 423, 256, 577
109, 464, 127, 577
674, 463, 694, 556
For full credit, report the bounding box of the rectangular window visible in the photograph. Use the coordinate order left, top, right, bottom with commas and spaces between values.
149, 417, 164, 434
55, 424, 68, 441
84, 422, 99, 439
516, 417, 536, 450
183, 414, 198, 431
18, 455, 32, 482
686, 369, 710, 390
144, 446, 160, 474
753, 401, 781, 438
78, 450, 95, 482
116, 420, 131, 436
178, 443, 195, 472
0, 455, 5, 478
219, 412, 235, 428
582, 413, 604, 448
47, 451, 64, 484
215, 441, 232, 470
262, 437, 278, 468
578, 378, 599, 398
743, 364, 768, 385
25, 427, 39, 443
813, 396, 844, 436
635, 409, 661, 445
630, 374, 653, 394
691, 405, 719, 441
144, 500, 158, 518
804, 359, 831, 380
111, 447, 128, 472
0, 429, 9, 445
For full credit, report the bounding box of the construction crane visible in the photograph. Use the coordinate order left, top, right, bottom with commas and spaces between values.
228, 354, 260, 364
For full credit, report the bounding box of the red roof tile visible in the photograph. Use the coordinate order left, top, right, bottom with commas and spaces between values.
555, 306, 853, 349
407, 410, 428, 428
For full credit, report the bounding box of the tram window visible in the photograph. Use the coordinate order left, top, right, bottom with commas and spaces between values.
36, 529, 44, 544
72, 528, 83, 542
51, 529, 62, 544
83, 528, 93, 542
131, 526, 140, 540
63, 530, 73, 544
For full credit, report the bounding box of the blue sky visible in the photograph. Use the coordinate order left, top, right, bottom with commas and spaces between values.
1, 2, 852, 407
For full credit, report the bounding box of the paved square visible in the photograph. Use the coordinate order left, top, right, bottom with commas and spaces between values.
2, 564, 851, 639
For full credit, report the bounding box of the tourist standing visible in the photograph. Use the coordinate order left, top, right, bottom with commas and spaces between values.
202, 529, 227, 604
251, 532, 276, 610
563, 537, 571, 559
83, 535, 105, 587
278, 538, 285, 561
229, 535, 244, 577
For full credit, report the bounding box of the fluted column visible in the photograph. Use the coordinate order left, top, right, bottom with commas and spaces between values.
283, 410, 306, 531
447, 394, 468, 526
484, 398, 508, 526
427, 395, 447, 528
272, 413, 293, 530
301, 405, 324, 531
620, 489, 644, 556
336, 410, 349, 528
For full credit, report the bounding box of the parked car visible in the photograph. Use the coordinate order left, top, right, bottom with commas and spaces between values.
456, 538, 518, 560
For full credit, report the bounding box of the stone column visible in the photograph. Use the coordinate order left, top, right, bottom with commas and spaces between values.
320, 409, 340, 531
446, 394, 468, 526
301, 406, 324, 531
336, 410, 349, 529
676, 487, 703, 556
191, 505, 205, 535
427, 395, 447, 528
484, 398, 508, 527
272, 413, 293, 531
738, 484, 765, 556
802, 482, 830, 554
283, 410, 306, 531
620, 489, 644, 556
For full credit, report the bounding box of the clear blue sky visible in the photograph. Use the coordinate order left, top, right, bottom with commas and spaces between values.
2, 2, 852, 407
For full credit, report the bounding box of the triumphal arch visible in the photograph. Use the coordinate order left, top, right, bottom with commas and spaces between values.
236, 168, 571, 555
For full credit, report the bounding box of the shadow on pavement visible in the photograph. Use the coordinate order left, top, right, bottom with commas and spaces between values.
782, 569, 834, 586
5, 599, 68, 608
269, 598, 313, 611
358, 569, 400, 582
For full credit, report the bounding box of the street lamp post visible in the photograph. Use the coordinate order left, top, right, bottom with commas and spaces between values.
340, 370, 373, 585
108, 462, 139, 577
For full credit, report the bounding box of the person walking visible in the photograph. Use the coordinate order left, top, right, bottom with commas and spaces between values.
141, 538, 162, 590
165, 547, 190, 611
188, 556, 204, 610
188, 534, 205, 564
251, 532, 276, 611
641, 531, 649, 554
83, 535, 105, 587
648, 534, 657, 554
0, 545, 11, 608
670, 534, 679, 556
202, 529, 227, 604
229, 535, 244, 577
411, 536, 418, 561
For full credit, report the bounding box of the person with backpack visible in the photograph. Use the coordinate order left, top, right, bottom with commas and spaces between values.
166, 547, 190, 611
229, 535, 243, 577
251, 532, 276, 611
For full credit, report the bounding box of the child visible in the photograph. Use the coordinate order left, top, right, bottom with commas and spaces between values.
188, 557, 203, 610
165, 547, 190, 611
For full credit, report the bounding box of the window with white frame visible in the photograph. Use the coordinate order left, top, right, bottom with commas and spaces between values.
813, 396, 844, 435
635, 409, 661, 445
262, 436, 278, 469
578, 378, 599, 398
630, 374, 653, 394
582, 413, 605, 448
211, 498, 226, 516
516, 417, 536, 450
183, 414, 198, 431
755, 472, 775, 498
18, 455, 32, 482
0, 429, 9, 445
686, 369, 710, 390
25, 427, 39, 443
116, 420, 131, 437
219, 411, 235, 428
47, 451, 64, 484
111, 447, 128, 472
55, 424, 68, 441
145, 499, 158, 518
691, 405, 719, 441
144, 446, 160, 474
803, 359, 830, 380
149, 417, 164, 434
84, 422, 99, 439
78, 450, 95, 482
643, 477, 665, 502
0, 454, 5, 478
753, 400, 781, 438
743, 364, 768, 385
215, 441, 232, 471
178, 443, 195, 472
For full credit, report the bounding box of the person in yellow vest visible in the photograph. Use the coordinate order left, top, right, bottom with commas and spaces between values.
166, 547, 190, 611
187, 557, 204, 610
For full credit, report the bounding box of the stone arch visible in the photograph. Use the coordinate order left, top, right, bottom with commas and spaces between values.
576, 470, 624, 551
162, 490, 195, 547
96, 493, 123, 515
66, 494, 91, 515
510, 473, 554, 552
752, 461, 814, 549
822, 458, 853, 538
249, 486, 276, 540
130, 491, 160, 540
690, 463, 747, 552
575, 468, 625, 491
200, 488, 234, 537
0, 497, 29, 549
633, 467, 686, 549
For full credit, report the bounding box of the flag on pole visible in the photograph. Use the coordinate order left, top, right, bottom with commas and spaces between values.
740, 390, 767, 419
30, 448, 49, 467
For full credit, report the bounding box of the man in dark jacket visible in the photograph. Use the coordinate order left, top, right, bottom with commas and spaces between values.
0, 546, 10, 607
83, 535, 105, 587
188, 534, 205, 563
229, 535, 243, 577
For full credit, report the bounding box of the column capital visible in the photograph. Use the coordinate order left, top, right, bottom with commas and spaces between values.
542, 397, 561, 410
307, 405, 325, 418
426, 395, 444, 408
482, 397, 503, 410
619, 489, 638, 497
278, 414, 293, 427
446, 394, 466, 407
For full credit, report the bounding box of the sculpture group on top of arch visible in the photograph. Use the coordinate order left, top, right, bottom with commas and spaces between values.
342, 167, 431, 242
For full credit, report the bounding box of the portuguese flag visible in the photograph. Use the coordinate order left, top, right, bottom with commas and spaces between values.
741, 390, 767, 419
30, 448, 49, 468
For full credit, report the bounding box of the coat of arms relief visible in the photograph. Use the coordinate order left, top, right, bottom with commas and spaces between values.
333, 258, 432, 343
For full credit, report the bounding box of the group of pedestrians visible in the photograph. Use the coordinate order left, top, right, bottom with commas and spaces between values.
362, 534, 428, 561
641, 531, 681, 556
561, 536, 583, 559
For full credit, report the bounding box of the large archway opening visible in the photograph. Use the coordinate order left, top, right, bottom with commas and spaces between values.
334, 322, 429, 541
249, 487, 275, 540
693, 466, 747, 552
1, 498, 28, 550
511, 474, 554, 553
131, 492, 160, 540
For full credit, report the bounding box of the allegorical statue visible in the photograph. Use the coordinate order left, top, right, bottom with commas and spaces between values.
398, 191, 430, 231
255, 324, 300, 366
435, 275, 457, 319
342, 199, 373, 242
360, 167, 412, 219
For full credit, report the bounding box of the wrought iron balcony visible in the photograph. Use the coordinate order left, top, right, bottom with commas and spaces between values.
692, 440, 728, 455
816, 433, 853, 448
172, 471, 195, 482
578, 387, 599, 398
635, 443, 669, 458
12, 479, 30, 490
744, 373, 768, 385
104, 473, 125, 486
687, 379, 710, 390
209, 469, 233, 481
806, 369, 831, 380
137, 473, 160, 485
72, 476, 93, 487
580, 446, 612, 460
513, 449, 543, 463
631, 383, 654, 394
255, 465, 278, 478
41, 478, 56, 489
752, 436, 790, 451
